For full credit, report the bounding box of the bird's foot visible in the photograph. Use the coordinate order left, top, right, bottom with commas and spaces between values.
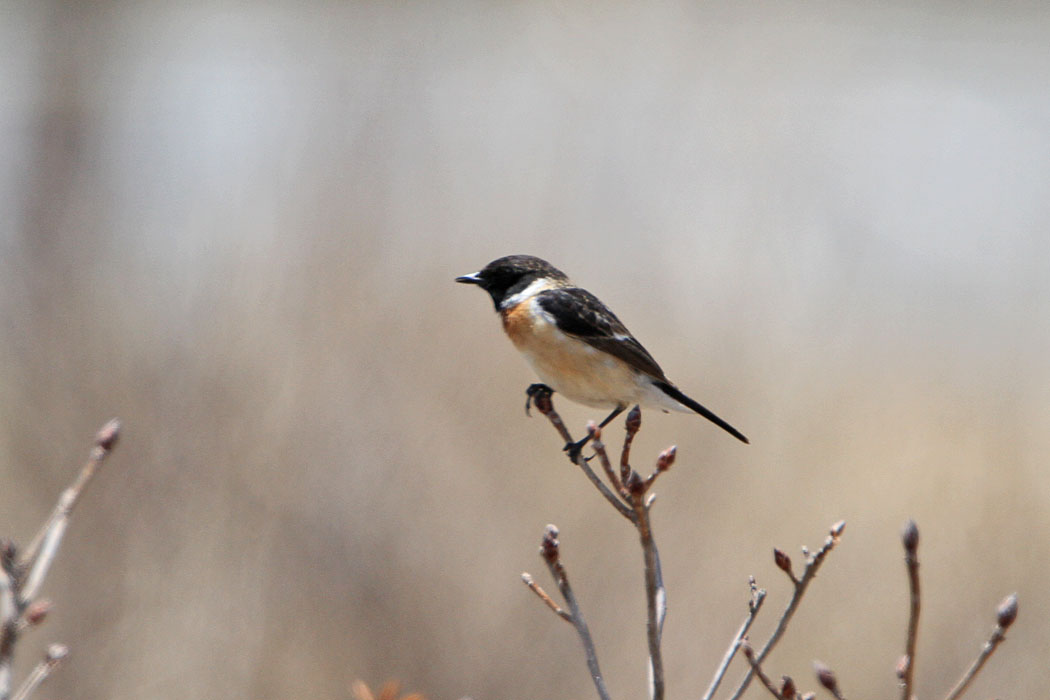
563, 437, 592, 463
525, 383, 554, 416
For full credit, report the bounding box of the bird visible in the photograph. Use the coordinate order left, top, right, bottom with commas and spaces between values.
456, 255, 748, 457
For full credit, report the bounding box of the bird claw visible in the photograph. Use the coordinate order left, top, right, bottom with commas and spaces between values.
525, 383, 554, 416
563, 440, 586, 462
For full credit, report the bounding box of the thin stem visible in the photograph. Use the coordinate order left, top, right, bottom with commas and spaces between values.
942, 627, 1007, 700
18, 419, 120, 604
10, 644, 67, 700
576, 451, 636, 521
630, 492, 665, 700
0, 567, 15, 700
740, 642, 785, 699
522, 573, 572, 622
701, 580, 767, 700
591, 430, 626, 499
541, 531, 611, 700
727, 521, 845, 700
900, 520, 920, 700
533, 395, 635, 521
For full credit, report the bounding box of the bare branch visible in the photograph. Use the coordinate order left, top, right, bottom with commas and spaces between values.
900, 519, 920, 700
521, 573, 571, 622
0, 420, 122, 700
590, 425, 627, 499
529, 391, 635, 522
643, 446, 676, 491
529, 391, 671, 700
702, 577, 767, 700
740, 640, 786, 699
630, 489, 665, 700
942, 594, 1018, 700
537, 526, 611, 700
727, 520, 846, 700
10, 644, 67, 700
0, 567, 16, 700
19, 419, 121, 604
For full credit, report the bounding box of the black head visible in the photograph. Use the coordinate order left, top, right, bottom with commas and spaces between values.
456, 255, 570, 310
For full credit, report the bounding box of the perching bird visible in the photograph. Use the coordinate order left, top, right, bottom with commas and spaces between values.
456, 255, 748, 456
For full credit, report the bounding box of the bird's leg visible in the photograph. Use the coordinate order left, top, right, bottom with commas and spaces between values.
525, 383, 555, 416
564, 404, 627, 461
599, 405, 630, 430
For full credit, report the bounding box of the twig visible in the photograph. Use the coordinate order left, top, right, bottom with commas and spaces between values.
942, 593, 1018, 700
527, 389, 675, 700
18, 419, 121, 604
10, 644, 67, 700
622, 444, 675, 700
899, 520, 920, 700
0, 567, 15, 700
740, 640, 786, 699
590, 426, 627, 499
537, 526, 611, 700
702, 577, 767, 700
727, 520, 846, 700
521, 573, 572, 622
529, 390, 635, 522
0, 420, 120, 700
814, 660, 846, 700
632, 489, 665, 700
620, 406, 642, 485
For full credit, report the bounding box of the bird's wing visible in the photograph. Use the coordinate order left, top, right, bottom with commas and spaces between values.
536, 287, 668, 381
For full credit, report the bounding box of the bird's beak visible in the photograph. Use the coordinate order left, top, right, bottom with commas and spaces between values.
455, 272, 482, 285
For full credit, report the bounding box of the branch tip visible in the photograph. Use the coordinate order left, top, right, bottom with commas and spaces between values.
95, 419, 121, 451
895, 654, 909, 679
540, 525, 560, 564
656, 445, 676, 472
901, 519, 919, 554
23, 599, 51, 627
997, 593, 1018, 629
45, 644, 68, 663
813, 661, 838, 693
625, 406, 642, 433
773, 549, 795, 581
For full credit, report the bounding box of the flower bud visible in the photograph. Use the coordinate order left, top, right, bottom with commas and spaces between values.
997, 593, 1018, 629
901, 519, 919, 554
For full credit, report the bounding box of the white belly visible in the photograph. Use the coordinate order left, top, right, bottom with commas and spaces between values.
504, 298, 686, 412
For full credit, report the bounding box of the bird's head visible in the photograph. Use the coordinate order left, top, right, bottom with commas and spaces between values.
456, 255, 569, 310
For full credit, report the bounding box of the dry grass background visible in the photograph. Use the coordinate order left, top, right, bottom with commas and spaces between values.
1, 1, 1048, 698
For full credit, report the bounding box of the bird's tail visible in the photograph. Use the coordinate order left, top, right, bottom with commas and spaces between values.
654, 381, 749, 444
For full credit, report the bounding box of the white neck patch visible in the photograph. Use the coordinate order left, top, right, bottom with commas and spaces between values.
500, 277, 559, 310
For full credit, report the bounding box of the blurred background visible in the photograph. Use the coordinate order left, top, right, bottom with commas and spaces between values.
1, 1, 1048, 698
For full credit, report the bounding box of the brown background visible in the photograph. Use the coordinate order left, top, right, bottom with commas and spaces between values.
2, 2, 1048, 699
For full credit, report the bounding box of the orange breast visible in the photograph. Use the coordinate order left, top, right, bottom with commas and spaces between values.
499, 298, 642, 409
501, 300, 536, 349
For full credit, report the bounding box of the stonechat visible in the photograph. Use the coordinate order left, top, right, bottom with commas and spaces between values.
457, 255, 748, 455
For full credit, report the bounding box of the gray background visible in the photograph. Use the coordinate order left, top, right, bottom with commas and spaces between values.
2, 1, 1048, 698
